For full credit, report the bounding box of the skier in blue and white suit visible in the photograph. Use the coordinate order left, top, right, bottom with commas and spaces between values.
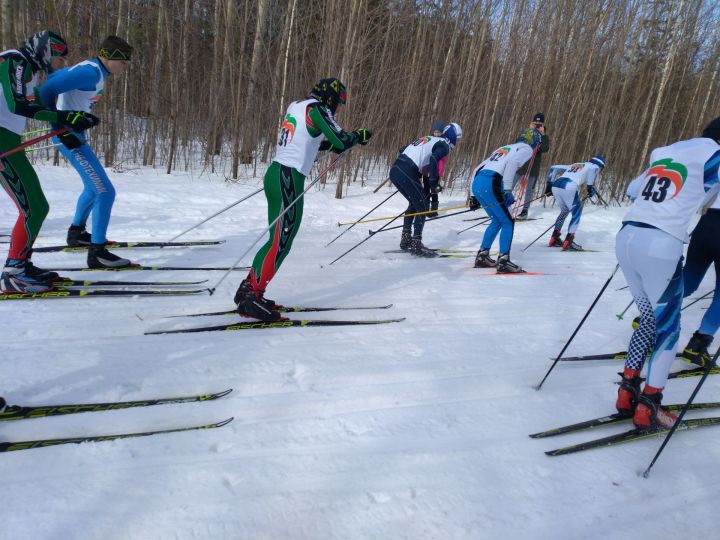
548, 156, 605, 250
471, 128, 540, 273
39, 35, 132, 269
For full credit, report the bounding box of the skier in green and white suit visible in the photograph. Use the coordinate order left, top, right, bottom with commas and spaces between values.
234, 77, 372, 321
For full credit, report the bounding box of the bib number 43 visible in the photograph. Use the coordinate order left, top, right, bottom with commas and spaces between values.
641, 175, 671, 203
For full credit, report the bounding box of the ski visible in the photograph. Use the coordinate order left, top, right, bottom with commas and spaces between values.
0, 288, 207, 301
166, 303, 394, 318
530, 401, 720, 438
0, 417, 234, 453
145, 317, 406, 335
558, 351, 629, 361
383, 250, 470, 258
1, 388, 232, 422
51, 265, 249, 272
477, 271, 546, 276
545, 416, 720, 456
666, 365, 720, 379
33, 240, 224, 253
52, 278, 208, 287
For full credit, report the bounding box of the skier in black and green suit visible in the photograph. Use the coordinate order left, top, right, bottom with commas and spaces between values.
234, 77, 372, 321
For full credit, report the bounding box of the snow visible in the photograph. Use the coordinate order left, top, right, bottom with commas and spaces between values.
1, 161, 718, 540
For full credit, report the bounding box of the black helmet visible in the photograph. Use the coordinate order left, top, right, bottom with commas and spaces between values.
702, 116, 720, 143
309, 77, 347, 114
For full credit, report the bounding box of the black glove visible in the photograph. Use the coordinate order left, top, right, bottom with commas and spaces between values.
430, 182, 443, 194
354, 128, 372, 145
587, 185, 596, 198
58, 110, 100, 132
58, 131, 83, 150
468, 196, 481, 211
544, 182, 553, 197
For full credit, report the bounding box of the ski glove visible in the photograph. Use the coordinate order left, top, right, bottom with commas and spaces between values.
544, 182, 553, 197
587, 185, 596, 198
503, 190, 515, 207
58, 131, 83, 150
58, 111, 100, 132
468, 196, 481, 211
354, 128, 372, 145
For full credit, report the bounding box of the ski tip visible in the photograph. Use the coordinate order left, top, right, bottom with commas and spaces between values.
212, 388, 234, 399
217, 417, 234, 427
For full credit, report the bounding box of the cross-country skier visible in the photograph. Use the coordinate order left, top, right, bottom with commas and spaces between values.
512, 112, 550, 220
615, 116, 720, 431
547, 156, 605, 250
390, 123, 462, 257
471, 128, 541, 273
233, 77, 371, 321
39, 35, 133, 268
0, 31, 100, 293
422, 120, 446, 218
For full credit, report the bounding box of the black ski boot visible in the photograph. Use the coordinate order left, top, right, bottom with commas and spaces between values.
474, 248, 496, 268
400, 229, 412, 251
25, 250, 59, 281
67, 224, 92, 247
234, 278, 283, 322
87, 243, 133, 269
682, 331, 714, 367
496, 253, 525, 273
410, 236, 438, 258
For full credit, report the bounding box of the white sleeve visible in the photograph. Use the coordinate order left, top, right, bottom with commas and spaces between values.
625, 172, 647, 201
503, 145, 533, 190
586, 165, 600, 187
547, 165, 568, 183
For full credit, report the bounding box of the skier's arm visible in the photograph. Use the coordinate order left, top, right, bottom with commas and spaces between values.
0, 56, 59, 123
538, 133, 550, 154
427, 140, 450, 190
625, 173, 646, 201
503, 146, 533, 190
38, 64, 101, 110
308, 104, 358, 152
699, 149, 720, 213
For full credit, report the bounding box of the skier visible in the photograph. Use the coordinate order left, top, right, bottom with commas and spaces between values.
547, 156, 605, 250
471, 127, 541, 273
39, 35, 133, 268
233, 77, 371, 321
615, 116, 720, 431
0, 31, 100, 293
390, 123, 461, 257
512, 112, 550, 220
422, 120, 446, 218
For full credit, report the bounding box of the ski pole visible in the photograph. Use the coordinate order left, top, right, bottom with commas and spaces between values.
0, 127, 69, 171
456, 217, 491, 235
166, 187, 263, 243
338, 204, 468, 226
616, 299, 634, 320
535, 263, 620, 390
369, 208, 475, 235
207, 150, 350, 294
511, 146, 539, 218
521, 196, 590, 252
329, 211, 404, 265
642, 349, 720, 478
619, 290, 713, 321
327, 190, 398, 246
22, 127, 52, 137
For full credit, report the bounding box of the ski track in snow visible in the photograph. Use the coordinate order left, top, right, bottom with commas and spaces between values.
1, 163, 719, 540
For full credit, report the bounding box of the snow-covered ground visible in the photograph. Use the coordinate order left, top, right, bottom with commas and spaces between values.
1, 161, 718, 540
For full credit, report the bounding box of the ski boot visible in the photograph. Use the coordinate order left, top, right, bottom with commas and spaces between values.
517, 209, 529, 220
410, 236, 438, 258
67, 224, 93, 247
234, 278, 283, 322
400, 229, 412, 251
496, 253, 525, 274
633, 386, 677, 431
548, 229, 562, 247
25, 251, 60, 282
682, 331, 714, 368
615, 367, 642, 416
87, 243, 133, 269
0, 258, 54, 293
561, 233, 583, 251
474, 248, 496, 268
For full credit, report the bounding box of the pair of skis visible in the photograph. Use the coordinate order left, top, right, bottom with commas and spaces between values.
0, 389, 233, 452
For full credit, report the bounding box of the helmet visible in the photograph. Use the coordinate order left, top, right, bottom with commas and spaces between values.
442, 122, 463, 147
702, 117, 720, 142
516, 128, 541, 149
309, 77, 347, 114
20, 30, 68, 72
589, 155, 606, 168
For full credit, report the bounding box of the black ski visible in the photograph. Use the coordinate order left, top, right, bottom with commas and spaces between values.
1, 388, 232, 422
530, 401, 720, 438
0, 288, 207, 301
545, 416, 720, 456
146, 317, 406, 335
559, 351, 714, 362
0, 417, 234, 453
166, 303, 394, 318
383, 250, 470, 258
33, 240, 224, 253
52, 278, 208, 287
51, 265, 249, 272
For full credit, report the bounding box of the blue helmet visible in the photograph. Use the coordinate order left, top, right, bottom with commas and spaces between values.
442, 122, 463, 147
589, 155, 606, 168
516, 128, 541, 149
